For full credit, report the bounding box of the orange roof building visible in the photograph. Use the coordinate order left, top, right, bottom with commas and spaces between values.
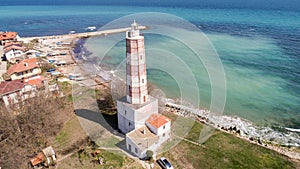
7, 58, 41, 80
25, 76, 44, 89
0, 32, 19, 45
30, 152, 46, 167
146, 114, 171, 129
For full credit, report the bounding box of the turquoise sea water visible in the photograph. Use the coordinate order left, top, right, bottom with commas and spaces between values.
0, 5, 299, 128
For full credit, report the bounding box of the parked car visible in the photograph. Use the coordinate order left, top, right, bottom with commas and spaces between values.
157, 157, 174, 169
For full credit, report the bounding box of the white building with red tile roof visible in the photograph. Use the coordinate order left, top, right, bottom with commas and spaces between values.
117, 21, 171, 159
7, 58, 41, 80
24, 76, 44, 89
0, 80, 36, 108
146, 114, 171, 136
0, 32, 19, 46
4, 44, 26, 63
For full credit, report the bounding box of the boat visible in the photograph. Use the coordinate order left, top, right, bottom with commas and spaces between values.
85, 26, 97, 31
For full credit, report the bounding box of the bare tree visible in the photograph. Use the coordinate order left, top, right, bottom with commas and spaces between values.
0, 95, 71, 169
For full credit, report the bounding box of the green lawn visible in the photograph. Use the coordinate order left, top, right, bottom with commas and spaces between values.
161, 120, 296, 169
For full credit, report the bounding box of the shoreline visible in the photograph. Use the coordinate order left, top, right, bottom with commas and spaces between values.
165, 100, 300, 160
18, 26, 147, 43
27, 28, 300, 162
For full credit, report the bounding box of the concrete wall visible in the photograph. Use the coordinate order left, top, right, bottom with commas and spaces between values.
157, 121, 171, 136
126, 135, 142, 157
146, 120, 171, 143
135, 98, 158, 128
117, 100, 136, 134
117, 97, 158, 134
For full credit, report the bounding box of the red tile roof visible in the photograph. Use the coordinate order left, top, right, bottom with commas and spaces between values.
30, 152, 46, 166
7, 58, 39, 76
146, 114, 171, 129
25, 76, 44, 89
0, 32, 18, 41
4, 44, 26, 53
0, 80, 24, 96
3, 41, 21, 47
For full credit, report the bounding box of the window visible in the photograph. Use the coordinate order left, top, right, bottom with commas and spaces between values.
163, 133, 165, 137
129, 122, 131, 126
128, 144, 132, 152
163, 125, 166, 129
142, 79, 144, 83
125, 110, 127, 115
140, 55, 143, 60
135, 148, 138, 153
143, 96, 146, 102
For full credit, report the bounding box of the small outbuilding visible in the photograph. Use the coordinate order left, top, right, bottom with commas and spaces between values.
30, 146, 56, 168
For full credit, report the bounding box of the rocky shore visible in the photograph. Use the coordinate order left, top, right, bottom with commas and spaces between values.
165, 100, 300, 160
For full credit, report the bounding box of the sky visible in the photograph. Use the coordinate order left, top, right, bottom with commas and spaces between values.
0, 0, 299, 11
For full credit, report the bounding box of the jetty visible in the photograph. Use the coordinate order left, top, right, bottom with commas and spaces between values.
19, 26, 147, 42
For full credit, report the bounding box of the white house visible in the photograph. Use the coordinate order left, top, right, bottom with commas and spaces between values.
4, 44, 26, 63
146, 114, 172, 143
126, 114, 171, 159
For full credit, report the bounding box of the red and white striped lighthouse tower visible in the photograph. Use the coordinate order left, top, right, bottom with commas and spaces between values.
117, 21, 158, 134
126, 20, 148, 104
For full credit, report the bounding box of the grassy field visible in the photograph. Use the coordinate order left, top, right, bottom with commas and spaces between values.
57, 148, 142, 169
53, 83, 298, 169
53, 116, 88, 156
158, 115, 297, 169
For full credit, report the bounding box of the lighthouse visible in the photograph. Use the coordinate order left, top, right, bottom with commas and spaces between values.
125, 20, 148, 104
117, 21, 158, 134
117, 21, 171, 159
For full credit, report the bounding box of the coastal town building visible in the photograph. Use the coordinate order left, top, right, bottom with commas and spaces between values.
26, 49, 41, 58
117, 21, 171, 159
7, 58, 41, 80
4, 43, 26, 63
24, 75, 45, 89
0, 79, 37, 108
0, 32, 19, 46
30, 146, 56, 168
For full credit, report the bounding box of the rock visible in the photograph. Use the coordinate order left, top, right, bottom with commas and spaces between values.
258, 139, 262, 145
